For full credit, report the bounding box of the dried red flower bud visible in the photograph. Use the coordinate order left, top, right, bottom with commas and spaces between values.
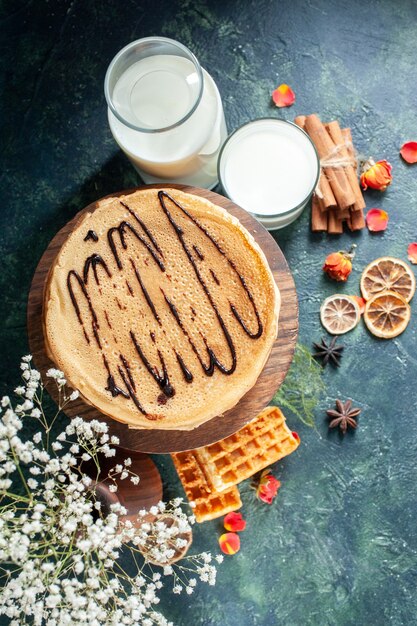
322, 245, 356, 282
360, 159, 392, 191
256, 469, 281, 504
223, 512, 246, 532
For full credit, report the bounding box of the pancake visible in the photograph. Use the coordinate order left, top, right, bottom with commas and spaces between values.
44, 188, 279, 430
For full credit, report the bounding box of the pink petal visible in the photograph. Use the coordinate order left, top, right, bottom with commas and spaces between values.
366, 208, 389, 232
407, 243, 417, 264
271, 84, 295, 108
219, 533, 240, 555
224, 512, 246, 532
400, 142, 417, 164
350, 296, 366, 315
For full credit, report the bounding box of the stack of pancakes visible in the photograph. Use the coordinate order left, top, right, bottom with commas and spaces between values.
44, 188, 279, 431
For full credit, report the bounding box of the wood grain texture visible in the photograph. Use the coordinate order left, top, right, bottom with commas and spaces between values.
27, 184, 298, 453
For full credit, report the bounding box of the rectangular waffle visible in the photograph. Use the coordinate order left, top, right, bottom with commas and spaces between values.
192, 406, 299, 492
172, 450, 242, 523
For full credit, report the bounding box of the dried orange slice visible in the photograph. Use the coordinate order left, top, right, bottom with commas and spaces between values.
360, 257, 415, 302
320, 295, 360, 335
364, 291, 411, 339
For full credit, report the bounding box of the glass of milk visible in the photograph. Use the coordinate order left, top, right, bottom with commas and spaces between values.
218, 119, 320, 229
105, 37, 227, 189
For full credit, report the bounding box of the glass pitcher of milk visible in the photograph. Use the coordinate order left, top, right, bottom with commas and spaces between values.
105, 37, 227, 189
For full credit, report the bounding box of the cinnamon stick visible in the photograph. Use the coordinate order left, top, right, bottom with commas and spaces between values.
338, 207, 351, 221
295, 115, 336, 211
327, 209, 343, 234
294, 115, 306, 128
348, 207, 366, 231
342, 127, 366, 214
316, 173, 337, 211
311, 195, 328, 232
304, 114, 355, 210
326, 122, 366, 213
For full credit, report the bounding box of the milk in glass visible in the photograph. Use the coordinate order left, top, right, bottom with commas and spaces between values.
108, 54, 227, 189
219, 119, 319, 229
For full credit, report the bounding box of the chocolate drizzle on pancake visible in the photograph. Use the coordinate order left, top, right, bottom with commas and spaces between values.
193, 245, 204, 260
84, 230, 99, 242
83, 254, 112, 285
210, 269, 220, 285
66, 191, 265, 420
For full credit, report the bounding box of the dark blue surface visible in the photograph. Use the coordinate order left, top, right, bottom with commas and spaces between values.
2, 1, 417, 624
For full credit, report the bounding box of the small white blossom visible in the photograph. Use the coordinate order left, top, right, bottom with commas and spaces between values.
0, 358, 219, 625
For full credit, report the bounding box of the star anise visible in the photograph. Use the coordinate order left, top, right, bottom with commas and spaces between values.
313, 336, 344, 367
327, 399, 361, 434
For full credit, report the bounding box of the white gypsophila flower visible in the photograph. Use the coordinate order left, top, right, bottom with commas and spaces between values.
16, 399, 34, 413
46, 368, 60, 378
14, 386, 25, 396
68, 390, 79, 402
130, 475, 139, 485
0, 361, 220, 626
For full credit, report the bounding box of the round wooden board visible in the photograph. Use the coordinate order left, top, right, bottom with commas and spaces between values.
27, 184, 298, 453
